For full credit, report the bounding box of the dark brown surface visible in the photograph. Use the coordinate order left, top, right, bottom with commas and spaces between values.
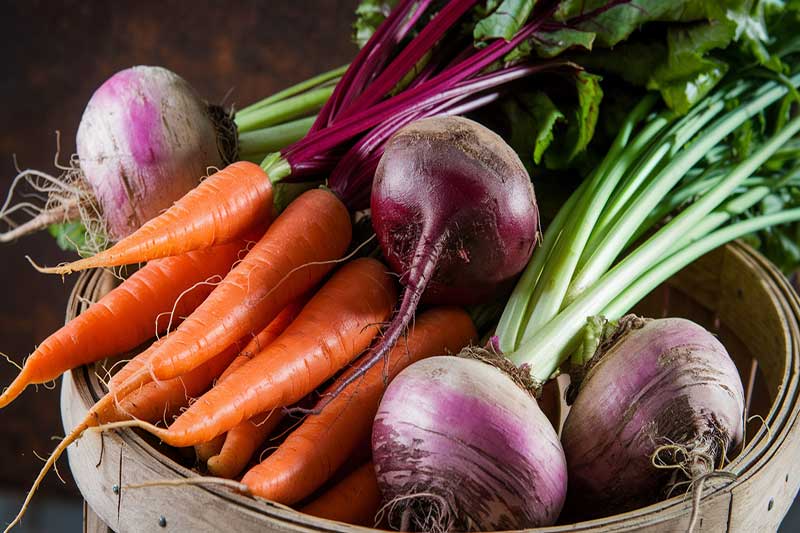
0, 0, 357, 496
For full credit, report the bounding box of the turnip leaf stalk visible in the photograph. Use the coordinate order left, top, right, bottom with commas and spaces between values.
505, 74, 800, 382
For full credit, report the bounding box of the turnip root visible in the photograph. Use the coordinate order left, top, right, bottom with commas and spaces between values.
0, 66, 237, 248
561, 316, 745, 519
372, 356, 567, 531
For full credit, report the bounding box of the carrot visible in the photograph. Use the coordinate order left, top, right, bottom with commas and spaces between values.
134, 257, 396, 448
238, 297, 308, 358
9, 316, 282, 530
135, 187, 352, 383
37, 161, 273, 274
194, 299, 305, 464
195, 435, 226, 463
206, 410, 282, 479
240, 307, 476, 504
0, 240, 248, 408
113, 344, 241, 424
300, 462, 381, 526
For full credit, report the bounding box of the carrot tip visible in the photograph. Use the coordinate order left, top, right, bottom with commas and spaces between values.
87, 419, 170, 443
25, 255, 71, 275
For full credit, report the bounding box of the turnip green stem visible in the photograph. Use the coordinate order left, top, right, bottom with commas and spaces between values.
238, 116, 316, 157
581, 81, 751, 261
566, 76, 800, 304
604, 207, 800, 321
495, 179, 587, 352
235, 86, 334, 132
236, 64, 346, 117
518, 95, 663, 340
512, 111, 800, 381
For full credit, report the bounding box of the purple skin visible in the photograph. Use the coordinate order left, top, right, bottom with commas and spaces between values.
561, 317, 745, 518
372, 356, 567, 531
76, 66, 223, 240
327, 116, 538, 402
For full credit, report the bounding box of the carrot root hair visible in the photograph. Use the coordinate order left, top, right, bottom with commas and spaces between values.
4, 421, 89, 533
123, 476, 250, 494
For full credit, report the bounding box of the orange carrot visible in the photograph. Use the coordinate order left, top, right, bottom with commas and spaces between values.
241, 307, 476, 504
113, 344, 241, 424
300, 462, 381, 527
135, 188, 352, 383
37, 161, 273, 274
206, 410, 282, 479
0, 240, 248, 408
195, 435, 226, 463
138, 257, 396, 448
9, 309, 285, 530
194, 299, 305, 464
238, 297, 308, 359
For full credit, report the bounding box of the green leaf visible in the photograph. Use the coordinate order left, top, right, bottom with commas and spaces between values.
353, 0, 397, 48
48, 221, 88, 253
545, 71, 604, 169
530, 28, 595, 58
474, 0, 536, 42
649, 57, 729, 115
553, 0, 747, 47
502, 91, 566, 169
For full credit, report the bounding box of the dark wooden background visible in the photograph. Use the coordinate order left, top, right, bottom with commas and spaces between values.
0, 0, 357, 498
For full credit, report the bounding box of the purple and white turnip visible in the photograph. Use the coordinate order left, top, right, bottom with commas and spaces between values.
75, 66, 235, 241
561, 316, 745, 518
0, 64, 331, 249
372, 356, 567, 531
0, 66, 235, 248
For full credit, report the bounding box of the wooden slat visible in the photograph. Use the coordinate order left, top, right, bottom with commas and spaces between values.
83, 500, 111, 533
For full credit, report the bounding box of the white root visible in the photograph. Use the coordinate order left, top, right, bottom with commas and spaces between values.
0, 158, 108, 254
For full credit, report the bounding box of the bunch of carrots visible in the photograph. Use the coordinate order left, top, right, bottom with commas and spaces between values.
2, 178, 479, 530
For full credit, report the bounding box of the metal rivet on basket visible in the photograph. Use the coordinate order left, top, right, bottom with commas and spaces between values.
111, 484, 120, 495
159, 516, 167, 527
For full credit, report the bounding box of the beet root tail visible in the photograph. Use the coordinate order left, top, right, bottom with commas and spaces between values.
319, 232, 445, 409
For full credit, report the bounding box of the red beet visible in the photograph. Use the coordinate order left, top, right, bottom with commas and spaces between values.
330, 116, 538, 396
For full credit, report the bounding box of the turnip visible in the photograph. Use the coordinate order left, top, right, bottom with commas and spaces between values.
561, 316, 745, 519
372, 356, 567, 531
0, 64, 340, 248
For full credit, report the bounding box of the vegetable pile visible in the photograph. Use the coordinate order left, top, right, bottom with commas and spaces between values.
3, 0, 800, 532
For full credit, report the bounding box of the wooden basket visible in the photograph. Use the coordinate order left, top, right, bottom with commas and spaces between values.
61, 242, 800, 532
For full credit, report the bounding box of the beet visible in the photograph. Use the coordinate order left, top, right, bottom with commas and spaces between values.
329, 116, 538, 398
